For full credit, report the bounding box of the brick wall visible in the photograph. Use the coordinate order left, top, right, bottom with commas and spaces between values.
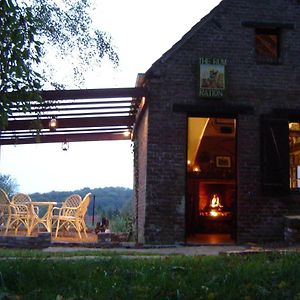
134, 108, 148, 244
135, 0, 300, 244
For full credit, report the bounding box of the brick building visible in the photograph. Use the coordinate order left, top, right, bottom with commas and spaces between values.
133, 0, 300, 244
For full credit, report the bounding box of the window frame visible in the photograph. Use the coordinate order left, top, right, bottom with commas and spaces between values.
255, 27, 281, 65
261, 116, 289, 195
289, 122, 300, 191
261, 116, 300, 194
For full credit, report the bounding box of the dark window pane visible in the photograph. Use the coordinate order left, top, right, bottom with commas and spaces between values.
261, 117, 289, 194
256, 28, 280, 63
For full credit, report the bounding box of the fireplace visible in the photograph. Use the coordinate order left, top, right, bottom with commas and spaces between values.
199, 194, 232, 217
198, 182, 235, 233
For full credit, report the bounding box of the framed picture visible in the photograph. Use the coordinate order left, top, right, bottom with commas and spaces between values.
216, 156, 231, 168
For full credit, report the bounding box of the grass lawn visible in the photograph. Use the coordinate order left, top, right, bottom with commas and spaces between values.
0, 250, 300, 299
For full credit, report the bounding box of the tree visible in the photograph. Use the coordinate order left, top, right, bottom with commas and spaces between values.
0, 0, 119, 127
29, 0, 119, 87
0, 173, 19, 197
0, 0, 43, 128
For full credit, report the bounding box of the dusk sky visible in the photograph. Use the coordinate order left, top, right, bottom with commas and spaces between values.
0, 0, 221, 193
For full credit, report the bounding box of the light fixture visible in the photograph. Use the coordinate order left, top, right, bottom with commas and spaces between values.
123, 130, 131, 138
49, 117, 57, 131
193, 166, 200, 172
62, 141, 69, 151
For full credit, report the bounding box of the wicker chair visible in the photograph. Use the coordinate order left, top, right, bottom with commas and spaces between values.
8, 193, 38, 235
55, 192, 92, 239
0, 188, 12, 232
52, 194, 82, 228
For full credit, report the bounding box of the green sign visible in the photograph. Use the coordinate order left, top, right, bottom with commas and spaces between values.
199, 58, 227, 98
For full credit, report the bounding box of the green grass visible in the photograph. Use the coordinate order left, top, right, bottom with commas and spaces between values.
0, 248, 166, 258
0, 251, 300, 299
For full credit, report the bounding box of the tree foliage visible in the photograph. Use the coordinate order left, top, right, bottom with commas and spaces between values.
0, 0, 43, 127
30, 186, 133, 217
0, 0, 42, 93
0, 173, 19, 197
0, 0, 119, 127
29, 0, 119, 86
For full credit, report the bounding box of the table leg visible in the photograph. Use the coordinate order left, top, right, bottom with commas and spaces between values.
45, 204, 54, 232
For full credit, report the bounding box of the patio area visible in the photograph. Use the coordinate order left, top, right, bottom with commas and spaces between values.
0, 228, 129, 248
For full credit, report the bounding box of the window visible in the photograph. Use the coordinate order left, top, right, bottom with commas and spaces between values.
255, 28, 280, 64
289, 123, 300, 189
261, 117, 289, 194
262, 118, 300, 193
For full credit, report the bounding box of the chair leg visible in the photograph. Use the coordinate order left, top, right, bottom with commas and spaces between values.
52, 219, 57, 229
75, 220, 82, 239
27, 220, 34, 236
15, 220, 21, 235
55, 220, 61, 237
81, 220, 88, 238
4, 216, 11, 236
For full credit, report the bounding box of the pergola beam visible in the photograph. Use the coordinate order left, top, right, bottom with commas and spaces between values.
0, 132, 130, 145
9, 111, 131, 119
40, 87, 146, 100
10, 99, 135, 109
6, 116, 135, 131
1, 87, 147, 145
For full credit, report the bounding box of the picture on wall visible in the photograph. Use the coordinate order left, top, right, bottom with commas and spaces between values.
216, 156, 231, 168
199, 58, 227, 98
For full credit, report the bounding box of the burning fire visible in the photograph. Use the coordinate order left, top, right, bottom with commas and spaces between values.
210, 210, 219, 217
209, 194, 224, 216
211, 194, 223, 209
200, 194, 230, 217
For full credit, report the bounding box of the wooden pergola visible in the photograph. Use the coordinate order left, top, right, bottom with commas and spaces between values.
0, 87, 147, 145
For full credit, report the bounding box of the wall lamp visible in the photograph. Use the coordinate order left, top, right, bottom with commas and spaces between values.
49, 117, 57, 131
123, 130, 131, 138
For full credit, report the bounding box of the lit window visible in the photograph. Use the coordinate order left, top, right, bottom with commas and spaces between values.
289, 122, 300, 189
262, 119, 300, 193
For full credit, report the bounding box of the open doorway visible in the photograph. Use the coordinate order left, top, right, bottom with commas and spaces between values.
186, 117, 237, 244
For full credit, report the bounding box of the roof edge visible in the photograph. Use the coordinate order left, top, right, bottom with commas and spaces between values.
145, 1, 225, 78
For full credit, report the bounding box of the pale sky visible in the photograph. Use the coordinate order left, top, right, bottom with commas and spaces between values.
0, 1, 221, 193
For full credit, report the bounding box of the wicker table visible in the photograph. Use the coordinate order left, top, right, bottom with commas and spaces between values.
26, 201, 57, 235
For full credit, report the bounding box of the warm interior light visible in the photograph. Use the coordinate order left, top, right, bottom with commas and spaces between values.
49, 117, 57, 131
123, 130, 131, 137
210, 210, 218, 217
211, 194, 222, 208
209, 194, 223, 217
199, 194, 232, 218
187, 160, 191, 165
193, 166, 200, 172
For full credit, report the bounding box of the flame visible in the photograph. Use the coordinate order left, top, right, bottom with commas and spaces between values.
209, 194, 223, 217
199, 194, 231, 217
211, 194, 222, 208
210, 210, 218, 217
193, 166, 200, 172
